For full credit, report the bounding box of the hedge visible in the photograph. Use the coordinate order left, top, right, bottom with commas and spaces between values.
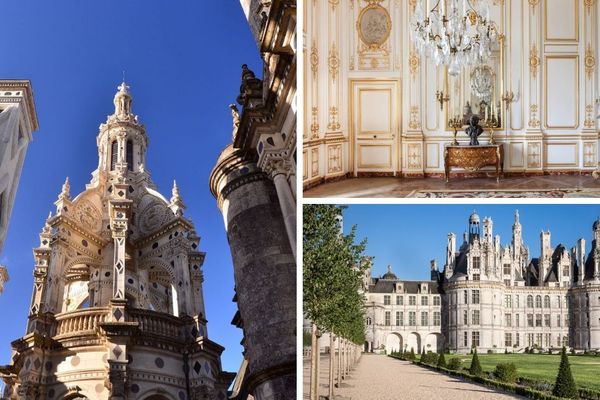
388, 355, 563, 400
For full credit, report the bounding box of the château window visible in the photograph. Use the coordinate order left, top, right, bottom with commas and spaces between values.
544, 314, 551, 327
557, 295, 561, 308
409, 311, 416, 326
464, 332, 468, 347
535, 314, 542, 327
472, 257, 481, 269
515, 295, 520, 308
464, 290, 468, 304
384, 295, 390, 305
473, 273, 480, 281
503, 263, 511, 275
527, 295, 534, 308
463, 310, 468, 325
504, 279, 511, 286
505, 295, 512, 308
472, 290, 480, 304
472, 310, 480, 325
396, 311, 403, 326
471, 331, 480, 347
544, 295, 550, 308
396, 295, 403, 305
557, 315, 561, 327
433, 311, 441, 326
409, 296, 416, 306
126, 140, 133, 171
433, 296, 440, 306
515, 314, 520, 327
535, 295, 542, 308
110, 140, 118, 170
563, 264, 569, 277
505, 313, 511, 327
505, 333, 512, 347
421, 311, 428, 326
421, 296, 428, 306
516, 333, 520, 347
527, 314, 533, 327
385, 311, 390, 326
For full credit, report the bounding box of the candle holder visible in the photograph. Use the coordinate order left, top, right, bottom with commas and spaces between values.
448, 117, 462, 145
502, 91, 514, 111
485, 117, 497, 145
436, 91, 450, 111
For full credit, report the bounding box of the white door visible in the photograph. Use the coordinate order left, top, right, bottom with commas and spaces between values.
350, 80, 400, 176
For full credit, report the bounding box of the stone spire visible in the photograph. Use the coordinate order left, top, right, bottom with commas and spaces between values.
169, 180, 186, 216
54, 177, 71, 214
113, 80, 133, 119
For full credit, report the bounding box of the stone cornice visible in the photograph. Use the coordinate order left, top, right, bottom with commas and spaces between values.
0, 80, 39, 131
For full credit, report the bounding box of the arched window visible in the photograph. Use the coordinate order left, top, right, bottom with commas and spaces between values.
110, 141, 118, 170
126, 140, 133, 171
366, 317, 372, 326
544, 295, 550, 308
535, 295, 542, 308
527, 295, 533, 308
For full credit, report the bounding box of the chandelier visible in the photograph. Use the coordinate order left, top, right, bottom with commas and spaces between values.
411, 0, 500, 76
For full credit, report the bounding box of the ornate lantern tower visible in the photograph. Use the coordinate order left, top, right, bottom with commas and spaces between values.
0, 82, 234, 399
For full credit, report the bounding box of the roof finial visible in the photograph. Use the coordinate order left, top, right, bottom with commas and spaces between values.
59, 177, 71, 200
169, 180, 186, 217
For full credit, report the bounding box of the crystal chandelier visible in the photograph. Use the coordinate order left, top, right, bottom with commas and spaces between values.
411, 0, 500, 76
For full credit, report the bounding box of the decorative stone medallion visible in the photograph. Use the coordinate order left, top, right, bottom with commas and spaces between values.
357, 3, 392, 50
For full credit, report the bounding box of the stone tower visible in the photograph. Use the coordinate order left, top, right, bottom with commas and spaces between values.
208, 1, 297, 399
0, 80, 39, 294
0, 83, 234, 399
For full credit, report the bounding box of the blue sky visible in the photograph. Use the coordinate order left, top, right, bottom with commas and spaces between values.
343, 205, 600, 280
0, 1, 262, 375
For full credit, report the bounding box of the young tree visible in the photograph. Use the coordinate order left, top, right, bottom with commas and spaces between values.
552, 347, 578, 399
469, 348, 483, 376
437, 350, 447, 368
303, 205, 368, 400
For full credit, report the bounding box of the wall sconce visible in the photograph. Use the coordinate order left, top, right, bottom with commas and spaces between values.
502, 89, 521, 111
436, 91, 450, 111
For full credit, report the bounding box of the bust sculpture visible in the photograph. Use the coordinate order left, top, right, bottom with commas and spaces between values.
465, 115, 484, 146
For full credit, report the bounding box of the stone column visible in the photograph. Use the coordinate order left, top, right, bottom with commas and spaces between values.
265, 158, 296, 257
210, 146, 296, 400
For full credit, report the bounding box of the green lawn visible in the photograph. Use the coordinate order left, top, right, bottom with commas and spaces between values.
443, 353, 600, 391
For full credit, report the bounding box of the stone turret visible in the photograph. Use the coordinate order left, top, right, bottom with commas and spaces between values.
0, 83, 234, 399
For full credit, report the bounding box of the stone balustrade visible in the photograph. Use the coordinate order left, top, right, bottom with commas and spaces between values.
51, 307, 187, 341
54, 307, 109, 337
128, 308, 184, 340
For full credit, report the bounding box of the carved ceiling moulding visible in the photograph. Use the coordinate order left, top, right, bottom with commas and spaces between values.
357, 2, 392, 52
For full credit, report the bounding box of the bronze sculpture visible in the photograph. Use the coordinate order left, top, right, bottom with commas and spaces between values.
465, 115, 484, 146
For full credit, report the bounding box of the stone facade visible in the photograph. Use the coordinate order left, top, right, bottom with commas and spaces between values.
0, 80, 39, 293
208, 1, 296, 399
365, 211, 600, 354
0, 83, 234, 399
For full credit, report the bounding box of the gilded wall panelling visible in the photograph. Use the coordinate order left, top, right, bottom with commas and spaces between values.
356, 0, 393, 71
509, 0, 524, 131
544, 56, 579, 129
544, 0, 578, 43
327, 144, 343, 174
327, 0, 341, 133
509, 142, 525, 168
303, 149, 308, 180
584, 142, 597, 167
527, 142, 542, 168
425, 142, 440, 169
544, 142, 579, 167
311, 147, 320, 178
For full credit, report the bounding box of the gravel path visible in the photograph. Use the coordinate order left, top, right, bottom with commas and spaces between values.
324, 354, 526, 400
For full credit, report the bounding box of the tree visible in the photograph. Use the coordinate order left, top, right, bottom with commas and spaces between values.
552, 347, 578, 399
437, 350, 447, 368
469, 348, 482, 376
409, 347, 415, 360
303, 205, 368, 400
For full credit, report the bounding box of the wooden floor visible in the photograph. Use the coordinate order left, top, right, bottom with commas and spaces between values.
304, 175, 600, 198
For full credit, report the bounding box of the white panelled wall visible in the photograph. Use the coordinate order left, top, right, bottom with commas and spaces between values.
303, 0, 600, 188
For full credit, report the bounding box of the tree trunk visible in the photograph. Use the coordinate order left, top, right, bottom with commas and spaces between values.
328, 334, 335, 399
310, 324, 319, 400
336, 336, 342, 387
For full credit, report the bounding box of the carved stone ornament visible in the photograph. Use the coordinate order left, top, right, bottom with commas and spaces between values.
73, 199, 102, 233
357, 3, 392, 50
140, 203, 169, 233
